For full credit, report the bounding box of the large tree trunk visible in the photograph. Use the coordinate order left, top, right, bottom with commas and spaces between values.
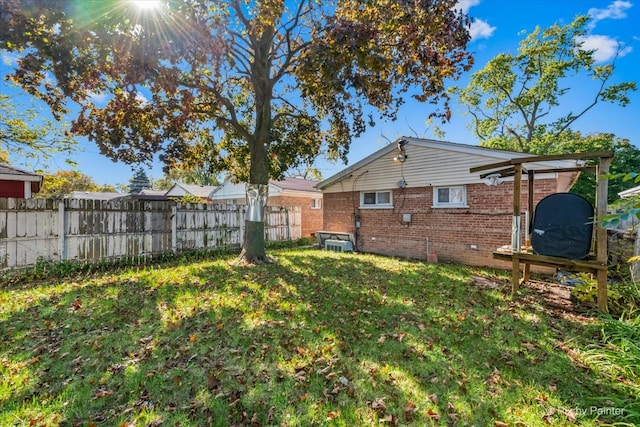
239, 134, 270, 263
238, 22, 275, 263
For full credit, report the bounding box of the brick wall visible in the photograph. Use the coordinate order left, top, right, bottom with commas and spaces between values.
269, 195, 323, 237
214, 194, 323, 238
322, 178, 560, 268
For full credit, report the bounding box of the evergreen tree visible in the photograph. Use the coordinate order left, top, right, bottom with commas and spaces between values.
128, 168, 151, 194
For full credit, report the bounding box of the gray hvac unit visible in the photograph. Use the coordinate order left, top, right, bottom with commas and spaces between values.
324, 239, 354, 252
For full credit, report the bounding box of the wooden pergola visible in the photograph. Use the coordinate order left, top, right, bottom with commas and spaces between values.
470, 151, 614, 312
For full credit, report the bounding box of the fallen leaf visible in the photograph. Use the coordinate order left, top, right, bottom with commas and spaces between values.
495, 421, 509, 427
372, 397, 386, 412
326, 411, 340, 420
404, 402, 417, 421
427, 408, 440, 420
380, 414, 398, 425
522, 342, 536, 351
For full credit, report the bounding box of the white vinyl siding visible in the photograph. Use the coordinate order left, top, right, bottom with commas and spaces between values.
322, 145, 503, 193
319, 139, 572, 194
433, 186, 467, 208
360, 190, 392, 208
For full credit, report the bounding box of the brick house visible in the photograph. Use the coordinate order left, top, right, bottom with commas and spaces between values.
211, 176, 323, 237
0, 164, 43, 199
316, 138, 579, 268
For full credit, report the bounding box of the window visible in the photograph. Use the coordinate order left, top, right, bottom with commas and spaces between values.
360, 190, 393, 208
433, 186, 467, 208
310, 198, 322, 209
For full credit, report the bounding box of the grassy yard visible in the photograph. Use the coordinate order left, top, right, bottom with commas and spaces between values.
0, 248, 637, 426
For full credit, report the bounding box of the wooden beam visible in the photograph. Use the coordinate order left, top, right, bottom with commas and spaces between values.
524, 170, 535, 283
471, 160, 513, 173
479, 165, 596, 179
470, 150, 614, 173
512, 164, 523, 295
596, 156, 612, 312
493, 251, 607, 272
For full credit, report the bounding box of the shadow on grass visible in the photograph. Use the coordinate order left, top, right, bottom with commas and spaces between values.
0, 249, 633, 426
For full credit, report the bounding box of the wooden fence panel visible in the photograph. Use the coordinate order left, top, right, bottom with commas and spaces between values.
0, 198, 302, 270
0, 198, 58, 269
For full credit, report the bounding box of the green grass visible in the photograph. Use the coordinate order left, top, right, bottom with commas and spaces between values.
0, 248, 637, 426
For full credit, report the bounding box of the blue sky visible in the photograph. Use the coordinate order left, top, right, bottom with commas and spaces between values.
2, 0, 638, 187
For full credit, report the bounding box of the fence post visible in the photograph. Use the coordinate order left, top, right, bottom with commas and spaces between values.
285, 207, 290, 241
238, 205, 245, 245
57, 201, 67, 261
171, 205, 177, 254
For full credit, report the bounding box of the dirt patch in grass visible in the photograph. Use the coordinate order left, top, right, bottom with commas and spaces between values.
472, 275, 593, 321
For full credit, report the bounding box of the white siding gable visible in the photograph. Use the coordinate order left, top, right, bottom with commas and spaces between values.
320, 138, 575, 194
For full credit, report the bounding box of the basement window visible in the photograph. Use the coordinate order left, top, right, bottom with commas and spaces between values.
360, 190, 393, 208
433, 186, 467, 208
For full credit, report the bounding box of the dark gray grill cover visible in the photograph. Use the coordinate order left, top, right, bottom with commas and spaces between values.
531, 193, 594, 260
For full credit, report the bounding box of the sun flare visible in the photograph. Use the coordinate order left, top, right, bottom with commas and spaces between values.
131, 0, 161, 11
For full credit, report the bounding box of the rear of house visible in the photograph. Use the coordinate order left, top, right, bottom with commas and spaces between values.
317, 138, 579, 268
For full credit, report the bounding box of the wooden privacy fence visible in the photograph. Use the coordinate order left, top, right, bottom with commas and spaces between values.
0, 198, 301, 270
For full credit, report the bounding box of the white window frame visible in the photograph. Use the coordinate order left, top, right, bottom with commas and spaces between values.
432, 185, 468, 208
310, 198, 322, 209
360, 190, 393, 208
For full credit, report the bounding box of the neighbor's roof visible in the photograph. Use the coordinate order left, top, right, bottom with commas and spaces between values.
0, 163, 43, 182
271, 176, 321, 193
69, 191, 124, 201
316, 137, 581, 190
619, 185, 640, 199
139, 188, 167, 196
166, 183, 218, 198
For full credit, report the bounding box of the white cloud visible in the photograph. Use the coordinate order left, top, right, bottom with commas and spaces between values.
456, 0, 481, 14
587, 0, 633, 28
88, 91, 109, 104
469, 18, 496, 41
454, 1, 495, 41
578, 34, 633, 62
1, 50, 19, 66
135, 92, 149, 105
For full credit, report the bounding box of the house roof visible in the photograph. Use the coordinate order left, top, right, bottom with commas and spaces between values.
0, 163, 43, 182
139, 188, 167, 196
0, 163, 44, 193
271, 176, 321, 193
166, 183, 218, 198
70, 191, 124, 201
618, 185, 640, 199
316, 137, 580, 190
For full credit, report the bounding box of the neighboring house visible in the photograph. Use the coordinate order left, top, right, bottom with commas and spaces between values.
139, 189, 167, 196
211, 176, 323, 237
0, 164, 43, 199
70, 191, 124, 201
316, 137, 580, 268
165, 183, 218, 202
618, 185, 640, 199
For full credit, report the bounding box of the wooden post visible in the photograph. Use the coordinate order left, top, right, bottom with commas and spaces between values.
524, 170, 535, 283
512, 164, 523, 294
57, 201, 67, 261
596, 156, 612, 312
171, 205, 177, 254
